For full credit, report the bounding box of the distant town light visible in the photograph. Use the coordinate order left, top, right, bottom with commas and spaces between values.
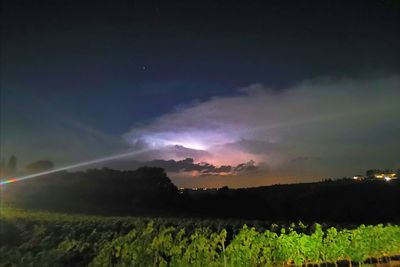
353, 175, 364, 180
353, 171, 398, 181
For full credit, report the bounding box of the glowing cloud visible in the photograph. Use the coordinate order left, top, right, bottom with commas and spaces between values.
124, 76, 400, 184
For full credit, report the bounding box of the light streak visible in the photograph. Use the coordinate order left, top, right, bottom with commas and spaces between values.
0, 178, 17, 185
0, 149, 149, 186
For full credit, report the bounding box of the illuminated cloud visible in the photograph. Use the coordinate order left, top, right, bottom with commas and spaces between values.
125, 75, 400, 185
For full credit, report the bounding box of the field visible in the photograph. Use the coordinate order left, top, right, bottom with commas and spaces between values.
1, 208, 400, 267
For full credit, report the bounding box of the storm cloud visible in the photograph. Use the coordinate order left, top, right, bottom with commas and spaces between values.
125, 76, 400, 184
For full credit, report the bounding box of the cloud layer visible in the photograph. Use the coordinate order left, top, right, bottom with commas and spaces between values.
124, 75, 400, 186
103, 157, 258, 177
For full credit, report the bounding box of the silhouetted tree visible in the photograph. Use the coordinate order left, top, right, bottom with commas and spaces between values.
0, 158, 5, 176
217, 186, 230, 194
26, 160, 54, 174
3, 167, 179, 215
7, 155, 17, 176
366, 169, 380, 178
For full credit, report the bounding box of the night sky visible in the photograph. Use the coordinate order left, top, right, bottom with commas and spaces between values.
1, 0, 399, 187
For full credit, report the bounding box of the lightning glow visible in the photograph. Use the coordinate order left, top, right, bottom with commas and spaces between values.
0, 149, 149, 186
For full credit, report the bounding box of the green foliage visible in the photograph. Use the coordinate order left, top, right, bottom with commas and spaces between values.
1, 208, 400, 266
321, 227, 350, 263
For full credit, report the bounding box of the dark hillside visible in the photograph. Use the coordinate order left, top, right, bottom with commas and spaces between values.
2, 169, 399, 223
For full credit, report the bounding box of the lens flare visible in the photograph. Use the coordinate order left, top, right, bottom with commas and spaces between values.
0, 178, 17, 185
0, 149, 149, 186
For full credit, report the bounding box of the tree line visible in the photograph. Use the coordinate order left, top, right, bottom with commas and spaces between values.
2, 167, 400, 223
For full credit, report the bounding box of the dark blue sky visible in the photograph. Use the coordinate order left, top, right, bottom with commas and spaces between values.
1, 0, 399, 185
2, 0, 399, 131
